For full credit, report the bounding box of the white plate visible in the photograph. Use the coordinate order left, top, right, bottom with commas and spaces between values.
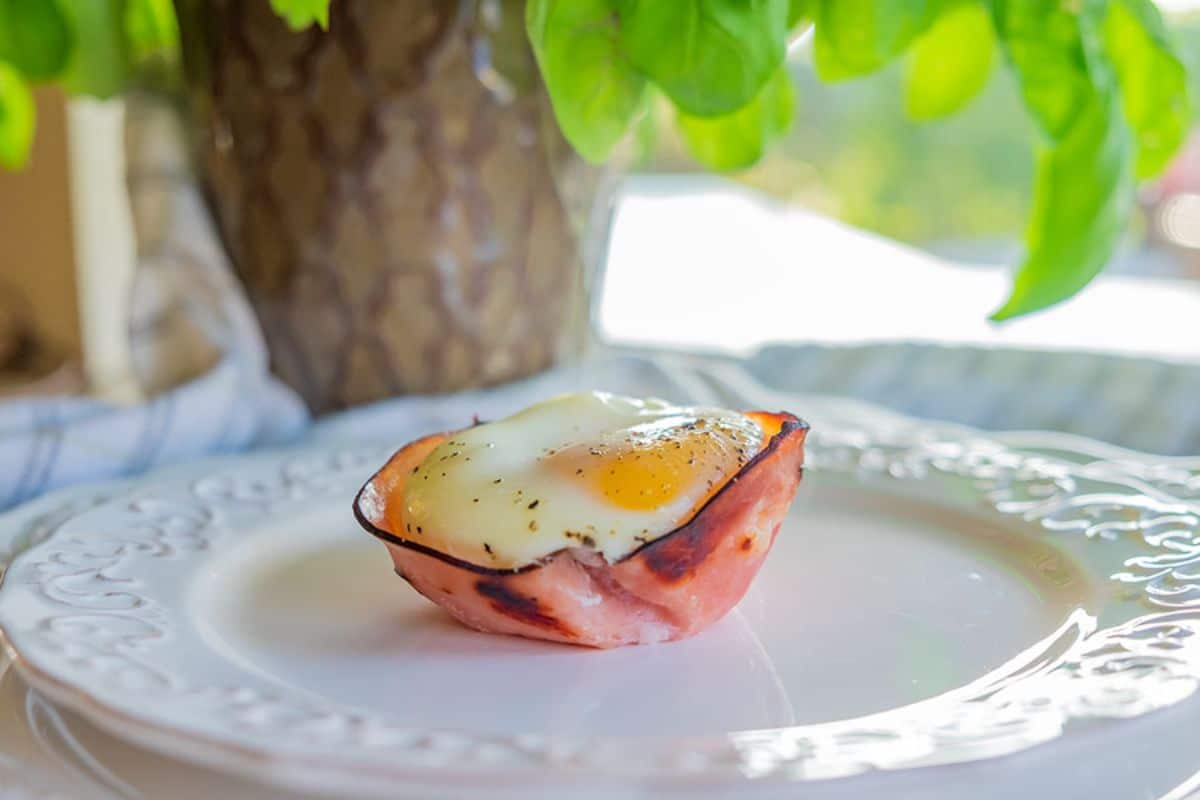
1, 364, 1200, 799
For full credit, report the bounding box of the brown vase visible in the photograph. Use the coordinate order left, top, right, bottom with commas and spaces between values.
174, 0, 611, 413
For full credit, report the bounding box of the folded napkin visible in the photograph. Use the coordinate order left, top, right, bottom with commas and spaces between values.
0, 357, 306, 510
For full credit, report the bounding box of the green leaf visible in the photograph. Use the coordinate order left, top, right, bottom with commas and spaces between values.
124, 0, 178, 63
677, 64, 794, 171
526, 0, 551, 43
526, 0, 646, 163
988, 0, 1097, 140
788, 0, 816, 28
57, 0, 127, 98
1101, 0, 1191, 178
905, 1, 994, 120
0, 60, 34, 168
631, 89, 658, 166
992, 90, 1134, 320
618, 0, 788, 117
990, 2, 1136, 320
814, 0, 943, 81
0, 0, 72, 80
269, 0, 330, 30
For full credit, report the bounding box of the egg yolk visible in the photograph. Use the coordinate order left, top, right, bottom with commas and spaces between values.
546, 414, 763, 515
393, 392, 773, 569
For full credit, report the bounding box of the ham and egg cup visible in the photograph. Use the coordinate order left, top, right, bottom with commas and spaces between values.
353, 392, 808, 648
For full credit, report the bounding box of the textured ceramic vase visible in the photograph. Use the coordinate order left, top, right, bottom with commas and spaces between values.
175, 0, 610, 413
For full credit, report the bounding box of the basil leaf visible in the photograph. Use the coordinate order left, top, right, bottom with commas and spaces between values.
268, 0, 330, 30
631, 89, 658, 166
905, 1, 994, 120
991, 91, 1134, 320
1102, 0, 1191, 178
788, 0, 816, 28
814, 0, 943, 81
991, 4, 1136, 320
677, 64, 794, 171
988, 0, 1096, 140
58, 0, 126, 98
526, 0, 646, 163
125, 0, 178, 63
0, 0, 72, 80
0, 60, 34, 168
619, 0, 788, 117
527, 0, 551, 43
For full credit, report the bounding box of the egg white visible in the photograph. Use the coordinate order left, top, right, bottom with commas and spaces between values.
399, 391, 763, 569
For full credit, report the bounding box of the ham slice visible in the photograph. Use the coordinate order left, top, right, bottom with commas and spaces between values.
354, 411, 808, 648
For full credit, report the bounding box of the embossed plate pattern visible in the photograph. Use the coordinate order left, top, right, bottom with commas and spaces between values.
0, 361, 1199, 798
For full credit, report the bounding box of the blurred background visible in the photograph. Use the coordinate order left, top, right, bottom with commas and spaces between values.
598, 3, 1200, 361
